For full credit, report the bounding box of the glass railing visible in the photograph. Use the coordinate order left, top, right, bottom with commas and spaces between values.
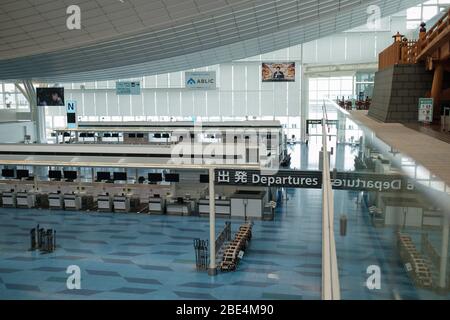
322, 100, 450, 300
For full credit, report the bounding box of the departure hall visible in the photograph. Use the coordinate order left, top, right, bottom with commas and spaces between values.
0, 0, 449, 302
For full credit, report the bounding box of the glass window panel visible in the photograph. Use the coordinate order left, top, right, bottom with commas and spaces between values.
407, 6, 422, 19
423, 6, 438, 20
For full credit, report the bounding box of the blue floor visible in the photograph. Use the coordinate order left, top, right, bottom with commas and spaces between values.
1, 130, 449, 299
0, 188, 323, 300
1, 187, 448, 300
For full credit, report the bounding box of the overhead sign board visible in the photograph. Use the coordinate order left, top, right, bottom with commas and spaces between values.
116, 81, 141, 95
418, 98, 433, 123
66, 100, 77, 129
185, 71, 216, 89
215, 169, 415, 192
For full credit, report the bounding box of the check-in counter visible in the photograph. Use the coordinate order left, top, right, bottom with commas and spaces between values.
64, 193, 82, 211
198, 198, 231, 216
97, 194, 113, 212
166, 199, 194, 216
230, 190, 266, 219
113, 195, 130, 213
16, 192, 36, 209
2, 192, 17, 208
149, 196, 165, 214
48, 193, 64, 210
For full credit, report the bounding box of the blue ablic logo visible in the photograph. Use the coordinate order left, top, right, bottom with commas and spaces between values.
187, 78, 196, 85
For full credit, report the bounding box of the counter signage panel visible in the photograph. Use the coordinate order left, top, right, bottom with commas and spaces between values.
214, 169, 415, 192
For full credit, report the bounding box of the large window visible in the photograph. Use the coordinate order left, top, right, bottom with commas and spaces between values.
406, 0, 450, 29
309, 76, 354, 103
0, 83, 30, 110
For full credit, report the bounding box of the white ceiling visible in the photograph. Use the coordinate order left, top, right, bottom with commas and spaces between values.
0, 0, 424, 82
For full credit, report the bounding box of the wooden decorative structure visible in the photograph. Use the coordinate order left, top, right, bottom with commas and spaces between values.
378, 9, 450, 121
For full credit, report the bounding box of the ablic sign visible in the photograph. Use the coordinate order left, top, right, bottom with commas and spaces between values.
185, 71, 216, 89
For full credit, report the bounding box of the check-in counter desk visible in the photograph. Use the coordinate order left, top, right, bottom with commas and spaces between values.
17, 192, 36, 208
2, 192, 17, 208
98, 194, 113, 212
149, 197, 165, 214
113, 195, 130, 213
198, 198, 231, 216
48, 193, 64, 210
166, 199, 194, 216
64, 193, 82, 211
230, 190, 266, 219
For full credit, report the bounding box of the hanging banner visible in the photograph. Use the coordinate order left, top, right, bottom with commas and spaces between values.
262, 62, 295, 82
116, 81, 141, 95
185, 71, 216, 89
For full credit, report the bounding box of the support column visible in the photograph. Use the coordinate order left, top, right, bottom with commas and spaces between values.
300, 62, 309, 143
208, 167, 217, 276
431, 63, 444, 122
438, 212, 449, 291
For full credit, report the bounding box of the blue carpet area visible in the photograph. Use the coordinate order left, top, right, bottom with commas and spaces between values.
0, 188, 322, 300
0, 187, 448, 299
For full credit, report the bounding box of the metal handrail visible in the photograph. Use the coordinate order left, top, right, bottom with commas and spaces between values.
321, 101, 341, 300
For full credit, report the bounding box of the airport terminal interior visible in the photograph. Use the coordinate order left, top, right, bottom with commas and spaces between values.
1, 0, 450, 301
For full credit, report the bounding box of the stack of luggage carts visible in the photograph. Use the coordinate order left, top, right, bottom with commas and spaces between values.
397, 232, 433, 288
220, 222, 253, 272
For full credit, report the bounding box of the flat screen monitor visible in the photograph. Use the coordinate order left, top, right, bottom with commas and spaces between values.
36, 87, 65, 106
128, 133, 136, 138
162, 133, 170, 138
136, 133, 144, 138
49, 170, 62, 179
148, 173, 163, 182
165, 173, 179, 182
200, 174, 209, 183
113, 172, 127, 181
2, 169, 15, 178
16, 170, 29, 179
153, 133, 161, 138
97, 172, 111, 181
63, 170, 77, 180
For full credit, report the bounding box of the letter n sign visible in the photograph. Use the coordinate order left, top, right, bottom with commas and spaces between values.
66, 100, 77, 129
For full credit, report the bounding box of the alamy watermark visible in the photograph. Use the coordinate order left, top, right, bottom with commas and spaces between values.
366, 5, 381, 30
167, 122, 281, 175
66, 265, 81, 290
366, 265, 381, 290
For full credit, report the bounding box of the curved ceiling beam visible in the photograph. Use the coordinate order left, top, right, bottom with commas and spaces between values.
0, 0, 423, 82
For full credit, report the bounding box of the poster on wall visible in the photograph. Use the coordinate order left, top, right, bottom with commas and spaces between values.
116, 81, 141, 95
418, 98, 433, 123
185, 71, 216, 89
262, 62, 295, 82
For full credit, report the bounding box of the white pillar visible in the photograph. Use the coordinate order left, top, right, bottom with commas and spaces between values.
300, 62, 309, 143
208, 167, 217, 276
36, 105, 47, 143
439, 212, 449, 289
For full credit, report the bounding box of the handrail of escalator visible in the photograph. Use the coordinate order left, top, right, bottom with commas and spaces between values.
321, 100, 341, 300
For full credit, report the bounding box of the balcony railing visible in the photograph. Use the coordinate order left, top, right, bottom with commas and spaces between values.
378, 40, 418, 70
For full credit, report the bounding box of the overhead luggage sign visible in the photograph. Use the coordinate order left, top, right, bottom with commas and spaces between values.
185, 71, 216, 89
215, 169, 415, 192
116, 81, 141, 95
